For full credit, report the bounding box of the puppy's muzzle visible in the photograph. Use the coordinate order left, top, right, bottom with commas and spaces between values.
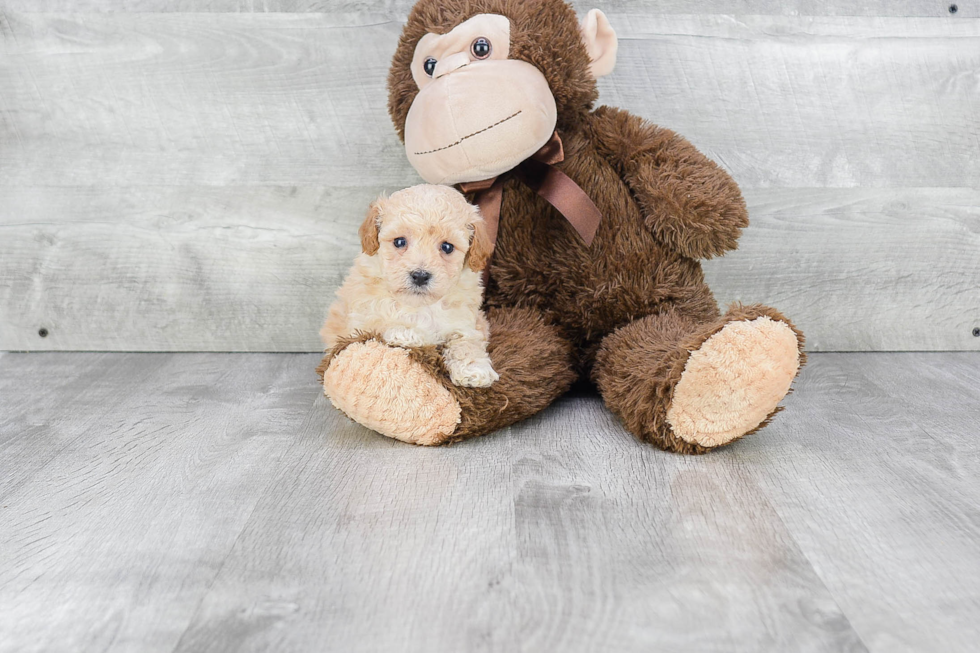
410, 269, 432, 288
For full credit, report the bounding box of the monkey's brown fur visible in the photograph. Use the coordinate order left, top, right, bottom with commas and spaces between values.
321, 0, 805, 452
318, 306, 577, 443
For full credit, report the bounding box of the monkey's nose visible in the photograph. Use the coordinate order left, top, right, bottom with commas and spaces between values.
410, 270, 432, 287
434, 52, 470, 78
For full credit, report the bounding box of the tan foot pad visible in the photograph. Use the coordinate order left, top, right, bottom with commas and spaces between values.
666, 317, 800, 448
322, 340, 461, 446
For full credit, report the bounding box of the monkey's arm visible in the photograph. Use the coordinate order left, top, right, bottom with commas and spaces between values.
589, 106, 748, 260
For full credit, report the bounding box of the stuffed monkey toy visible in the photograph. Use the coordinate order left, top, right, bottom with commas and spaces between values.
317, 0, 805, 454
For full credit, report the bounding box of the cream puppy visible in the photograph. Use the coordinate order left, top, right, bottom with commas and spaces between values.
321, 184, 498, 388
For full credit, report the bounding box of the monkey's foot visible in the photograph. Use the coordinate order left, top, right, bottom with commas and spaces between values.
666, 316, 801, 448
322, 340, 461, 446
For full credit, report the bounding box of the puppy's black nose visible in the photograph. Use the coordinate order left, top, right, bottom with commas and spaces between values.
410, 270, 432, 287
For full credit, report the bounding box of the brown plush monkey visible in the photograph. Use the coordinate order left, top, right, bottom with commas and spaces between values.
318, 0, 805, 454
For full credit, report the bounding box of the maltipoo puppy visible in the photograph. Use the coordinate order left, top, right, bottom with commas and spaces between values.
321, 184, 499, 388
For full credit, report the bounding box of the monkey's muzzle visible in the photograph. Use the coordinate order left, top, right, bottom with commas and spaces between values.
404, 60, 558, 185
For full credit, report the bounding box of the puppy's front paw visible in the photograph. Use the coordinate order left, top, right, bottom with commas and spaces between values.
447, 357, 500, 388
382, 327, 427, 349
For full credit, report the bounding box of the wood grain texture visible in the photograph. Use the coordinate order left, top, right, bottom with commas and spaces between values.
0, 353, 319, 652
0, 185, 373, 351
2, 12, 977, 188
0, 352, 861, 653
2, 186, 977, 351
171, 395, 865, 653
704, 188, 980, 352
740, 352, 980, 651
1, 6, 978, 351
2, 0, 976, 17
2, 351, 979, 651
0, 12, 408, 188
0, 353, 170, 499
604, 15, 980, 190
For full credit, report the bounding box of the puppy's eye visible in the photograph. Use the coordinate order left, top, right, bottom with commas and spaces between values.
441, 242, 455, 254
471, 38, 491, 59
393, 237, 407, 248
423, 57, 437, 77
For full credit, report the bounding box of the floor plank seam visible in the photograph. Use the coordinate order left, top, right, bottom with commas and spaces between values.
734, 456, 874, 652
0, 354, 165, 503
167, 400, 323, 653
168, 499, 263, 653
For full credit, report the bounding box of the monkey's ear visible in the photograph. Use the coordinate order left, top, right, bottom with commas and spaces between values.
580, 9, 618, 79
465, 216, 493, 273
359, 198, 383, 255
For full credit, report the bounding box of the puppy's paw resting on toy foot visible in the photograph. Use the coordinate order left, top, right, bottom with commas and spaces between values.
382, 327, 428, 348
321, 339, 460, 446
667, 316, 801, 448
443, 336, 498, 388
446, 356, 499, 388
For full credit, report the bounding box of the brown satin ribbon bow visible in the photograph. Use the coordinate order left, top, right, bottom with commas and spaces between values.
458, 131, 603, 267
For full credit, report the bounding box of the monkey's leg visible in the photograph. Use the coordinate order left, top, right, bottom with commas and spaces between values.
593, 305, 805, 454
317, 306, 576, 446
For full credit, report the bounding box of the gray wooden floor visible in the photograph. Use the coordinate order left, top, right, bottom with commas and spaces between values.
1, 352, 978, 652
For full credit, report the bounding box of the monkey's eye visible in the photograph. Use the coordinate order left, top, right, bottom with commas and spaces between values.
471, 37, 491, 59
441, 242, 455, 254
423, 57, 437, 77
393, 237, 407, 248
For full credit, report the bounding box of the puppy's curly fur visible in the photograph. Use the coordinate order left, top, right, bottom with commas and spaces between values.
321, 184, 498, 388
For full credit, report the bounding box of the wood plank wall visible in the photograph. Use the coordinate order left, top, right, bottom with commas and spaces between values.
1, 1, 978, 352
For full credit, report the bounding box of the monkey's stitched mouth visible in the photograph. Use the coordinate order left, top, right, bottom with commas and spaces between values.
413, 110, 522, 156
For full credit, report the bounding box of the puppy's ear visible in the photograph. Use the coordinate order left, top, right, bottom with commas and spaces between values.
359, 198, 383, 255
465, 215, 494, 272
